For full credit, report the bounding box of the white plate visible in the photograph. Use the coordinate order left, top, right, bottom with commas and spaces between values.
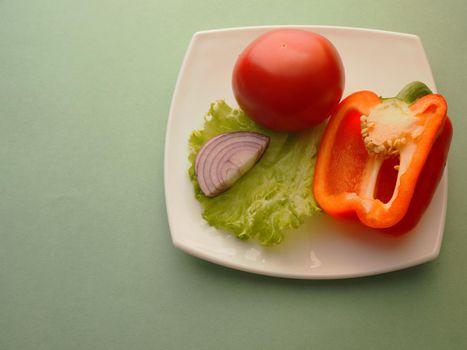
164, 26, 447, 279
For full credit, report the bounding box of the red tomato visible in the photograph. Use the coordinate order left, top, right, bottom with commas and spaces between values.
232, 29, 345, 132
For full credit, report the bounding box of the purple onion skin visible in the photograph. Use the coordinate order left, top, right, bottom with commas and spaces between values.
195, 131, 270, 198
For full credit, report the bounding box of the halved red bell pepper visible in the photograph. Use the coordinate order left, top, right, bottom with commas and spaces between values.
313, 82, 452, 232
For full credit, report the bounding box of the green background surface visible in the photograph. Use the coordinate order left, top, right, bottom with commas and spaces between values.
1, 1, 467, 349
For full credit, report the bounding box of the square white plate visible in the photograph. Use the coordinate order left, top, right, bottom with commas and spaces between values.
164, 26, 447, 279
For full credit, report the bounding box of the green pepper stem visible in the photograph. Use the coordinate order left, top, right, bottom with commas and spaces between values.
396, 81, 433, 105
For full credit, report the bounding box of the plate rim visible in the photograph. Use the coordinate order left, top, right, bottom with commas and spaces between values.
191, 24, 421, 40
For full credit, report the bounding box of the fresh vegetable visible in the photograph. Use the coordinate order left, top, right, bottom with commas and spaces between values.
189, 100, 323, 245
313, 81, 451, 232
195, 131, 270, 197
232, 28, 344, 132
383, 116, 452, 234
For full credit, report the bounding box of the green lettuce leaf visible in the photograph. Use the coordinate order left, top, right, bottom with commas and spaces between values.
188, 100, 323, 246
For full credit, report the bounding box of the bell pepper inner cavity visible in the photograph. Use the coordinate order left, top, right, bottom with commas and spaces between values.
358, 98, 422, 206
328, 109, 369, 195
374, 156, 400, 204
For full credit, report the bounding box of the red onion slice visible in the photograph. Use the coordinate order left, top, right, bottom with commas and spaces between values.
195, 131, 270, 197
